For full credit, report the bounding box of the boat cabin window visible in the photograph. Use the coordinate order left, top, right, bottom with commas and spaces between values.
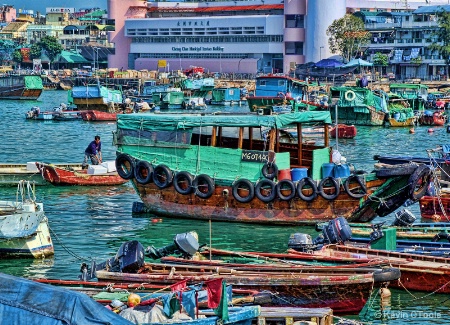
116, 129, 191, 147
258, 80, 267, 87
278, 80, 286, 87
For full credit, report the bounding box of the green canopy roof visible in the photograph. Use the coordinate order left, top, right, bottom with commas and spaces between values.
118, 111, 333, 132
57, 50, 90, 64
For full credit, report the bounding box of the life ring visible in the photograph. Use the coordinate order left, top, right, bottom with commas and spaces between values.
115, 154, 135, 180
318, 177, 340, 200
255, 179, 277, 203
261, 162, 278, 180
276, 179, 296, 201
296, 177, 318, 202
173, 171, 193, 195
344, 90, 356, 102
408, 164, 431, 200
373, 267, 401, 283
134, 160, 153, 185
344, 175, 367, 199
193, 174, 215, 199
431, 232, 450, 242
232, 179, 255, 203
152, 164, 173, 189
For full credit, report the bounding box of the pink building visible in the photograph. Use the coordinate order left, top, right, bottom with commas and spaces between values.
0, 5, 16, 23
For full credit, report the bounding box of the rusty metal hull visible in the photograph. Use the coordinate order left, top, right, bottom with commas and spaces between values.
38, 163, 128, 186
96, 265, 375, 314
0, 87, 42, 100
134, 177, 399, 225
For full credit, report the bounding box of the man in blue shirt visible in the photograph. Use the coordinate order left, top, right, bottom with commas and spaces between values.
82, 135, 102, 168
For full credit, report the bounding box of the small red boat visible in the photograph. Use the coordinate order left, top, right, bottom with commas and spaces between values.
418, 111, 446, 126
419, 194, 450, 221
330, 124, 357, 139
79, 110, 117, 122
36, 162, 128, 186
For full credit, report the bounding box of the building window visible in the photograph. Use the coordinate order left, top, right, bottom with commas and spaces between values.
285, 42, 303, 55
285, 15, 304, 28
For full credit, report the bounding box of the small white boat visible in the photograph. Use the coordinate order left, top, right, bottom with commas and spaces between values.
0, 181, 54, 258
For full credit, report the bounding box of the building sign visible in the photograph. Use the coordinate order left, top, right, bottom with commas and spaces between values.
33, 59, 42, 72
46, 8, 75, 14
172, 46, 224, 53
177, 21, 210, 27
157, 60, 167, 68
20, 48, 30, 62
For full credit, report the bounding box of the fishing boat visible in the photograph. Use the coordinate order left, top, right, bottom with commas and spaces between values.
0, 273, 132, 325
0, 162, 83, 186
330, 124, 357, 138
383, 93, 417, 127
25, 107, 82, 121
246, 74, 308, 113
0, 75, 43, 100
91, 239, 390, 314
0, 180, 54, 258
328, 87, 387, 126
181, 77, 214, 109
418, 110, 447, 126
389, 83, 428, 111
210, 87, 242, 106
113, 111, 431, 225
152, 87, 185, 109
69, 84, 123, 112
419, 194, 450, 221
287, 244, 450, 294
79, 110, 117, 122
35, 162, 128, 186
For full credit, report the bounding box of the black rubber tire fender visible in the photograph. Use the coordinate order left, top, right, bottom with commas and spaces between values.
134, 160, 154, 185
344, 175, 367, 199
318, 177, 340, 200
408, 164, 432, 201
276, 179, 296, 201
193, 174, 215, 199
173, 171, 194, 195
115, 154, 135, 180
152, 164, 173, 189
431, 232, 450, 242
373, 267, 401, 283
375, 163, 418, 178
296, 177, 318, 202
261, 162, 278, 180
255, 179, 277, 203
232, 179, 255, 203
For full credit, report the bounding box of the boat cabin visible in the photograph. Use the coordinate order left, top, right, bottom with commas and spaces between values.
114, 111, 333, 182
389, 83, 428, 111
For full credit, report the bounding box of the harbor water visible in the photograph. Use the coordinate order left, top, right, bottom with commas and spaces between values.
1, 90, 449, 324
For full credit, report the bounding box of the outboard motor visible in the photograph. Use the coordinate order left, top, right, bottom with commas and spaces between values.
105, 240, 145, 273
146, 231, 199, 259
288, 217, 352, 251
287, 233, 318, 252
369, 222, 385, 242
391, 209, 416, 227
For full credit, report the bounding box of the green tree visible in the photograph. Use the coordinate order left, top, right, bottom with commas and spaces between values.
428, 9, 450, 79
29, 36, 63, 69
326, 14, 370, 62
11, 49, 22, 65
373, 53, 388, 66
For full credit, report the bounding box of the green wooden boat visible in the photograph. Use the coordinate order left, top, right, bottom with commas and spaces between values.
113, 111, 431, 225
389, 83, 428, 111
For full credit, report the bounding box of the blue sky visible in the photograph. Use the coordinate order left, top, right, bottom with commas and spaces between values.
7, 0, 106, 14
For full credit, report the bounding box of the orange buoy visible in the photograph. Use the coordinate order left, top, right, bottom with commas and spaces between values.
409, 128, 415, 134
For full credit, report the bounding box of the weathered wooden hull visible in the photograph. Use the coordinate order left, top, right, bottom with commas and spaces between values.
0, 87, 42, 100
419, 195, 450, 221
79, 110, 117, 121
38, 163, 128, 186
388, 117, 416, 127
288, 245, 450, 294
96, 265, 375, 314
133, 174, 411, 225
331, 107, 385, 126
0, 216, 54, 258
0, 163, 82, 186
330, 124, 357, 138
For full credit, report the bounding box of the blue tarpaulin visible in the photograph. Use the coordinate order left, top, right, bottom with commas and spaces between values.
314, 59, 343, 68
0, 272, 133, 325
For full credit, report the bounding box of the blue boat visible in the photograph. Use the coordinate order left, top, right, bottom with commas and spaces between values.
210, 87, 242, 105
